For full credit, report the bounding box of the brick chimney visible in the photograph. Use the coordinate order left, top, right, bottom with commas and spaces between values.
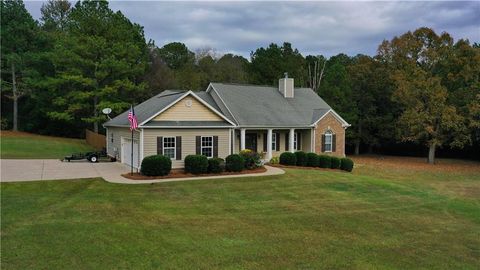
279, 72, 294, 98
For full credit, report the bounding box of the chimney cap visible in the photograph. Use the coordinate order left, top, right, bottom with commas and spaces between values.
284, 72, 288, 78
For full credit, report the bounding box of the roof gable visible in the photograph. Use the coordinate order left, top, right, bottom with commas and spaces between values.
139, 91, 235, 126
152, 95, 224, 122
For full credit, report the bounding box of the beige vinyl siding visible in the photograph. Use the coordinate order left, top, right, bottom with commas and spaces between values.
153, 95, 224, 121
143, 128, 230, 168
106, 127, 140, 161
233, 129, 313, 157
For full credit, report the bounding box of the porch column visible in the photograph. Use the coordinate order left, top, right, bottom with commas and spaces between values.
266, 129, 273, 160
240, 128, 246, 150
231, 129, 235, 154
289, 128, 295, 153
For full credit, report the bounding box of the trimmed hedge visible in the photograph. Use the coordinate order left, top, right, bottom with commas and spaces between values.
294, 151, 307, 166
318, 155, 331, 168
225, 154, 245, 172
208, 157, 225, 173
340, 158, 354, 172
330, 156, 341, 169
184, 155, 208, 174
140, 155, 172, 176
306, 153, 319, 167
279, 152, 296, 165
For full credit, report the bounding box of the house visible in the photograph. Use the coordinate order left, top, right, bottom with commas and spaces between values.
104, 76, 350, 169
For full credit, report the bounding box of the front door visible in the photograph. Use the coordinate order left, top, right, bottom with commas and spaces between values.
245, 133, 257, 152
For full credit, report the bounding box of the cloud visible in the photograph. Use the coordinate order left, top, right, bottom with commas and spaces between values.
25, 1, 479, 58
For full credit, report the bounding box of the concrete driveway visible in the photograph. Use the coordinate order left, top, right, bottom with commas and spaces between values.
1, 159, 130, 183
1, 159, 285, 184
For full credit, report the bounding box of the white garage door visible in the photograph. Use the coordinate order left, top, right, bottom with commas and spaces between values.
122, 138, 140, 169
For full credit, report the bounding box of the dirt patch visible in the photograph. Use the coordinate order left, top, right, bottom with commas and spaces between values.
350, 155, 480, 173
1, 131, 43, 137
122, 166, 267, 180
0, 131, 84, 141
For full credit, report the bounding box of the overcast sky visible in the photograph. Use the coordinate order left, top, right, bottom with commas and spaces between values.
25, 1, 480, 58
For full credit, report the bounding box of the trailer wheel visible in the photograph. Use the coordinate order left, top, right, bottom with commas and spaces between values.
89, 155, 98, 163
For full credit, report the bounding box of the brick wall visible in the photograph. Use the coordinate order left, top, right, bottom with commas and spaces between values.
314, 112, 346, 157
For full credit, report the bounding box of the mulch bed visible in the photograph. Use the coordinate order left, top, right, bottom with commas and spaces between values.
269, 164, 345, 172
122, 166, 267, 180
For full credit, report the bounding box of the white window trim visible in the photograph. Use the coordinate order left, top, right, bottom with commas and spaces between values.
324, 132, 333, 153
271, 133, 277, 151
201, 136, 213, 158
163, 136, 176, 159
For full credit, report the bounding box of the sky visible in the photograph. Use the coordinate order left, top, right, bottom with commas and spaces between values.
24, 1, 480, 58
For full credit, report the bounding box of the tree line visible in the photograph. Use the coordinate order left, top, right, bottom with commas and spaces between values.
1, 0, 479, 163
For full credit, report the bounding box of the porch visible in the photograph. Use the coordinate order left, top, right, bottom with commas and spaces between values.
231, 128, 314, 160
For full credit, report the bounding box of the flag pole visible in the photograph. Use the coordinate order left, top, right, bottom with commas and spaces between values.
131, 124, 134, 175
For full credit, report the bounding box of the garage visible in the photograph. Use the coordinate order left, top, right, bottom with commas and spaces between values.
121, 137, 140, 169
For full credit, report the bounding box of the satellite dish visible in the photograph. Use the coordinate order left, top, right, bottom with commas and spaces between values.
102, 108, 112, 120
102, 108, 112, 115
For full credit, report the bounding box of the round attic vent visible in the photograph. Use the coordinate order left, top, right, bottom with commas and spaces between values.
185, 99, 192, 107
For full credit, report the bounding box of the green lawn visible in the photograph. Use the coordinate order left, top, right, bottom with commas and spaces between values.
1, 157, 479, 269
0, 132, 93, 159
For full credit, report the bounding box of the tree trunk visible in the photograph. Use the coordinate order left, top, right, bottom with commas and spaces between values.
428, 143, 436, 164
354, 122, 362, 155
367, 144, 373, 154
12, 62, 18, 131
354, 140, 360, 155
93, 96, 98, 133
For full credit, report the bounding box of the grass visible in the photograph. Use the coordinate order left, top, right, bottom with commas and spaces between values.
0, 131, 93, 159
1, 157, 479, 269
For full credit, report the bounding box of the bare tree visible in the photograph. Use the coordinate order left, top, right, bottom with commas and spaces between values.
308, 58, 326, 93
2, 61, 29, 131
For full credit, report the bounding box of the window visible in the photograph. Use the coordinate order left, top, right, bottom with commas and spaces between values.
163, 137, 176, 159
271, 133, 277, 151
324, 131, 332, 152
110, 132, 114, 143
293, 132, 300, 150
201, 136, 213, 158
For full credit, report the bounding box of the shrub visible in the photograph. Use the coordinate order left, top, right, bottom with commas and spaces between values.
330, 156, 341, 169
318, 155, 331, 168
294, 151, 307, 166
225, 154, 245, 172
340, 158, 354, 172
208, 158, 225, 173
239, 149, 261, 169
306, 153, 319, 167
269, 156, 279, 164
184, 155, 208, 174
140, 155, 172, 176
279, 152, 296, 166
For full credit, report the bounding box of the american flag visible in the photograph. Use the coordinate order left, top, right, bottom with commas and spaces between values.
128, 105, 138, 130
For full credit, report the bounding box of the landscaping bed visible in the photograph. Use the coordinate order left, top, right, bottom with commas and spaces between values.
122, 166, 267, 180
270, 163, 347, 172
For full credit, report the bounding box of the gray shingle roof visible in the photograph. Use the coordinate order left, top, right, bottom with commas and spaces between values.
209, 83, 331, 127
105, 83, 341, 128
104, 90, 186, 127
